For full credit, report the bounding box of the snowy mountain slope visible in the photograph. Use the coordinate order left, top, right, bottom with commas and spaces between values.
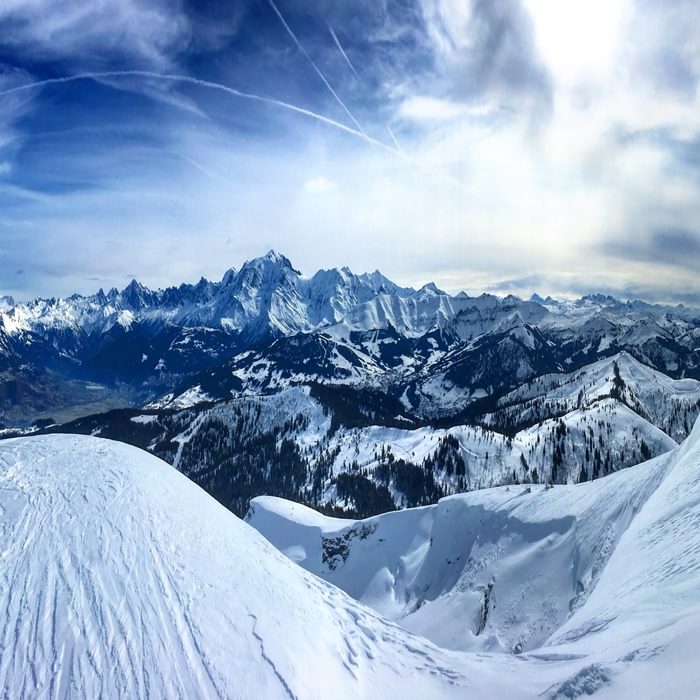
324, 287, 547, 339
484, 351, 700, 440
3, 250, 700, 430
0, 325, 14, 365
248, 428, 700, 696
0, 434, 523, 699
540, 418, 700, 697
401, 323, 561, 417
225, 333, 388, 390
247, 453, 671, 653
515, 399, 676, 481
25, 381, 677, 520
323, 397, 676, 494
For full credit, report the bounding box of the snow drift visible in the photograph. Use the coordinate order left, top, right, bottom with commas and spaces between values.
249, 420, 700, 697
0, 434, 512, 699
3, 429, 700, 698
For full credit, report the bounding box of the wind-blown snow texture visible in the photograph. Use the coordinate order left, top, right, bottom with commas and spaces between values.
249, 422, 700, 697
2, 428, 700, 697
0, 434, 507, 699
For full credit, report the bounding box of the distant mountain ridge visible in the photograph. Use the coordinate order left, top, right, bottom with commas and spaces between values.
2, 250, 700, 428
4, 251, 700, 523
3, 249, 697, 343
0, 250, 410, 340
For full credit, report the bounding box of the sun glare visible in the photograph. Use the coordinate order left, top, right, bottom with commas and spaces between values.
525, 0, 630, 85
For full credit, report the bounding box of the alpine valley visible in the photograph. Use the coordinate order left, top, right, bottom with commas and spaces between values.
2, 250, 700, 519
4, 251, 700, 698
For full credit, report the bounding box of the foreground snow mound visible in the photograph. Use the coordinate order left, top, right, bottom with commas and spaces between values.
248, 457, 671, 654
249, 423, 700, 697
0, 434, 515, 699
544, 417, 700, 697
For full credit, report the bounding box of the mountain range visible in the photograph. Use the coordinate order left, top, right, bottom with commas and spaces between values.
2, 250, 700, 426
2, 251, 700, 519
3, 252, 700, 697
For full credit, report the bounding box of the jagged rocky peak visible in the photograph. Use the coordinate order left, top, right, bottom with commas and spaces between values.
582, 293, 619, 307
359, 269, 399, 294
220, 266, 238, 286
262, 248, 295, 267
231, 250, 301, 290
416, 282, 445, 297
120, 277, 154, 310
249, 249, 298, 274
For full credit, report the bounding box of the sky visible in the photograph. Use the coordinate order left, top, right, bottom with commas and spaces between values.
0, 0, 699, 303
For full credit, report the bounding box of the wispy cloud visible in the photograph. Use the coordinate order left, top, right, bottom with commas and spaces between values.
0, 0, 190, 69
0, 0, 699, 304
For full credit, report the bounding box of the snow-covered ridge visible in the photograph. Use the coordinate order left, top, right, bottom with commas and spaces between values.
482, 351, 700, 441
0, 250, 416, 340
0, 434, 500, 699
248, 454, 672, 654
3, 249, 697, 343
248, 421, 700, 696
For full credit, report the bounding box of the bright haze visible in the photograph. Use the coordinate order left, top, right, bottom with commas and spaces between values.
0, 0, 698, 303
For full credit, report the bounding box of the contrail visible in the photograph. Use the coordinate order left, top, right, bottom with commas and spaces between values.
0, 70, 397, 154
266, 0, 369, 139
181, 156, 221, 182
328, 25, 360, 81
0, 70, 468, 191
387, 125, 403, 154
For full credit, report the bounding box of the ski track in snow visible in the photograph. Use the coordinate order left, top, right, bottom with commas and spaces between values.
248, 613, 297, 700
0, 440, 220, 698
1, 434, 533, 699
3, 429, 700, 697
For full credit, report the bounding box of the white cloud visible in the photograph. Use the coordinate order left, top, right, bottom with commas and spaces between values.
0, 0, 190, 69
397, 96, 479, 122
303, 176, 335, 194
525, 0, 631, 88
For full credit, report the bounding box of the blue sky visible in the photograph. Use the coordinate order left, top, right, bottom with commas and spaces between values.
1, 0, 699, 302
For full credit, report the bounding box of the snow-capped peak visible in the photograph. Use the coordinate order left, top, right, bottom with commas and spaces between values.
221, 266, 238, 286
415, 282, 444, 297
